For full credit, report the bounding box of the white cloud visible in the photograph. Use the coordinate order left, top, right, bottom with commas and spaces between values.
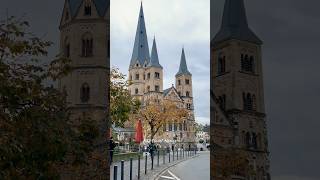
111, 0, 210, 122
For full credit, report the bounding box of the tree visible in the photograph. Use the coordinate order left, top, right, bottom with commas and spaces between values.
110, 67, 140, 127
139, 100, 188, 143
0, 17, 108, 179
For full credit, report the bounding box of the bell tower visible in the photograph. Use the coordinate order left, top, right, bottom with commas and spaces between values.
59, 0, 109, 121
211, 0, 270, 179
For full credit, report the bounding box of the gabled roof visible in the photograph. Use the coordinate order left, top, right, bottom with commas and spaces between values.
68, 0, 109, 18
148, 37, 162, 68
130, 3, 150, 68
212, 0, 262, 46
163, 86, 183, 102
176, 48, 191, 77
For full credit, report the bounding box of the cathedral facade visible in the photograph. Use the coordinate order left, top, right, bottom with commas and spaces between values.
128, 4, 196, 145
211, 0, 271, 179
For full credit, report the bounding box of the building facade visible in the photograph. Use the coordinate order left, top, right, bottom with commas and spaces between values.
211, 0, 271, 179
128, 3, 196, 146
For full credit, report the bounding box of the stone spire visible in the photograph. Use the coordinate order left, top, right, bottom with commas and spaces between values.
148, 37, 162, 68
176, 48, 191, 76
212, 0, 262, 45
130, 2, 150, 68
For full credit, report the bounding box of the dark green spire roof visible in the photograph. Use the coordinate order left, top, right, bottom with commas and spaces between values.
212, 0, 262, 46
176, 48, 191, 76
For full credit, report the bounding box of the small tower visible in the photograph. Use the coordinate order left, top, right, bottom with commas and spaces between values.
211, 0, 270, 179
144, 37, 163, 104
128, 3, 150, 102
175, 48, 195, 140
59, 0, 109, 121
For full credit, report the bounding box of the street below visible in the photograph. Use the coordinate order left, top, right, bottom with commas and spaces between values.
157, 151, 209, 180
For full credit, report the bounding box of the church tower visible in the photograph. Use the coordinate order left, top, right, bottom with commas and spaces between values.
175, 48, 195, 140
58, 0, 109, 121
211, 0, 270, 179
128, 3, 163, 104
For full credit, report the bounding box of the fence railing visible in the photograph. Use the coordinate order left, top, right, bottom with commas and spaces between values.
111, 148, 198, 180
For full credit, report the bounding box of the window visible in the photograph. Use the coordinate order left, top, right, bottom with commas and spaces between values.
135, 74, 139, 80
143, 74, 146, 80
147, 86, 150, 92
169, 123, 172, 131
163, 123, 167, 131
80, 83, 90, 103
185, 79, 190, 85
179, 123, 183, 131
174, 122, 177, 131
241, 54, 255, 73
64, 37, 70, 58
187, 103, 191, 109
84, 1, 91, 16
155, 72, 160, 79
252, 133, 258, 149
183, 121, 187, 131
135, 88, 139, 95
218, 53, 226, 74
245, 132, 251, 148
243, 93, 255, 111
218, 95, 226, 110
82, 33, 93, 57
186, 91, 190, 97
147, 73, 150, 79
65, 11, 69, 20
155, 85, 160, 92
178, 80, 181, 85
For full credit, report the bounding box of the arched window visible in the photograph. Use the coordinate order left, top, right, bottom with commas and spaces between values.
82, 33, 93, 57
186, 91, 190, 97
218, 53, 226, 75
241, 54, 255, 73
64, 37, 70, 58
249, 56, 255, 72
174, 122, 177, 131
243, 93, 254, 111
80, 83, 90, 103
245, 132, 251, 148
84, 0, 91, 16
252, 95, 257, 111
252, 132, 258, 149
169, 122, 172, 131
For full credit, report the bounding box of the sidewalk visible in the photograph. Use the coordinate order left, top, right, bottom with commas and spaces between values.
110, 150, 198, 180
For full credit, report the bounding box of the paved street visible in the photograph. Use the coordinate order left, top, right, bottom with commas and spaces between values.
110, 150, 196, 180
157, 151, 209, 180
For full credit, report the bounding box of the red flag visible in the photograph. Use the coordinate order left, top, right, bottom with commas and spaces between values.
135, 119, 144, 143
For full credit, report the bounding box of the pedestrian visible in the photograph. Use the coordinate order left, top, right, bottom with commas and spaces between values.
148, 141, 156, 163
109, 137, 116, 165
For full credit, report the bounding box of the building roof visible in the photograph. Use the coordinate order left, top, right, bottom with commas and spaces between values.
68, 0, 109, 17
130, 3, 150, 68
176, 48, 191, 76
211, 0, 262, 46
148, 37, 162, 68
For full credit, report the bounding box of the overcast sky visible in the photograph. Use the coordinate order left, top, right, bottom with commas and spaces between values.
212, 0, 320, 180
1, 0, 320, 179
111, 0, 210, 126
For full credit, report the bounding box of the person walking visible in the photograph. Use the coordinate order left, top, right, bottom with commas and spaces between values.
148, 141, 156, 164
109, 137, 116, 165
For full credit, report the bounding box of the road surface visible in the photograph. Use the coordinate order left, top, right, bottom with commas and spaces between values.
157, 151, 209, 180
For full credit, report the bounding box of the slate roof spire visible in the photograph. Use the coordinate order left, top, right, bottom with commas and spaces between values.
176, 48, 191, 76
130, 2, 150, 68
212, 0, 262, 46
148, 37, 162, 68
67, 0, 109, 17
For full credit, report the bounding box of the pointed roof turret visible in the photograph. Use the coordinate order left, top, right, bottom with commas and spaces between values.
148, 37, 162, 68
67, 0, 109, 17
212, 0, 262, 46
176, 48, 191, 76
130, 2, 150, 68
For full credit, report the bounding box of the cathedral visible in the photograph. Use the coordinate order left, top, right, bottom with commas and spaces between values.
211, 0, 271, 179
128, 3, 196, 145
